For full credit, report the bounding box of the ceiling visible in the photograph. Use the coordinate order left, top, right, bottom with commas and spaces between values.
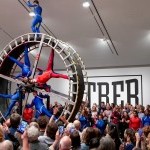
1, 0, 150, 70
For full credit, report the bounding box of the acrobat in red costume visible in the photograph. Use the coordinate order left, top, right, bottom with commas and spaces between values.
31, 49, 69, 86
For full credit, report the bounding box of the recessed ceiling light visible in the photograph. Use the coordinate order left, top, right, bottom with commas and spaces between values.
83, 1, 90, 8
100, 38, 107, 44
29, 12, 35, 17
100, 38, 105, 42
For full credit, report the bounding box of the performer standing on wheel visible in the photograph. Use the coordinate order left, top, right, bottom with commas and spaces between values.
26, 0, 42, 33
8, 45, 32, 79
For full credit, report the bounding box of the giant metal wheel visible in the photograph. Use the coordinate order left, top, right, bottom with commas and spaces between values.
0, 33, 88, 122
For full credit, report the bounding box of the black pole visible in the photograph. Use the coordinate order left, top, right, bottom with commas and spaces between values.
47, 95, 50, 110
19, 89, 23, 115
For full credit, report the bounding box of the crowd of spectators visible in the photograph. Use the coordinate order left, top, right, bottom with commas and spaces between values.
0, 100, 149, 150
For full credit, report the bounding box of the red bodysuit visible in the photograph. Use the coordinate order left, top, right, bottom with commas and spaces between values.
35, 49, 69, 84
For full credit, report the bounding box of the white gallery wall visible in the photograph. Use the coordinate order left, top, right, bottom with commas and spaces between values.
50, 66, 150, 107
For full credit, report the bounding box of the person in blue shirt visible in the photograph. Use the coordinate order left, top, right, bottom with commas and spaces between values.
79, 110, 90, 131
8, 45, 32, 79
142, 109, 150, 126
28, 91, 52, 118
95, 114, 105, 135
26, 0, 42, 33
0, 89, 26, 118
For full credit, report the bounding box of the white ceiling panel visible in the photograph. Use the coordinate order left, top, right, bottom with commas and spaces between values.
0, 0, 150, 69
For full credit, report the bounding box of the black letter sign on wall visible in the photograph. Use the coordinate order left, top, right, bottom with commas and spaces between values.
97, 82, 109, 104
88, 82, 96, 107
126, 79, 139, 105
112, 81, 124, 105
87, 75, 142, 107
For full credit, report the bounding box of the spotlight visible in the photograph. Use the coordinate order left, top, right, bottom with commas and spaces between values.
100, 38, 107, 44
83, 0, 90, 8
29, 12, 35, 17
100, 38, 105, 42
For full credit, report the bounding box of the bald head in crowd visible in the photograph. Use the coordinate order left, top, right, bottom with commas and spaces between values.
59, 136, 72, 150
0, 140, 13, 150
73, 120, 81, 130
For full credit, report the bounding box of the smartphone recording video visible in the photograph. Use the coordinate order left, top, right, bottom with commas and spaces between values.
58, 126, 64, 135
17, 120, 28, 134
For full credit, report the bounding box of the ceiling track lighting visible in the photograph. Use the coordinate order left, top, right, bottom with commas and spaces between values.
100, 37, 107, 42
29, 12, 35, 17
82, 0, 90, 8
89, 0, 118, 55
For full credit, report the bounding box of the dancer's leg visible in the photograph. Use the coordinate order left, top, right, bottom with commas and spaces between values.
35, 15, 42, 33
9, 56, 23, 68
41, 107, 52, 118
4, 100, 16, 118
31, 17, 38, 33
51, 72, 69, 79
35, 110, 41, 119
46, 49, 54, 71
24, 46, 31, 68
35, 22, 41, 33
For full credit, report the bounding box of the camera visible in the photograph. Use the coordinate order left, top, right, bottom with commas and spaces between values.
17, 120, 28, 134
58, 126, 64, 135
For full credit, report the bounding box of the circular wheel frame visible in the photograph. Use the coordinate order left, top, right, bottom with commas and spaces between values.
0, 33, 88, 122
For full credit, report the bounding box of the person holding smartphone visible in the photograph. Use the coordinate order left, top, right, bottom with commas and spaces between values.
38, 122, 58, 147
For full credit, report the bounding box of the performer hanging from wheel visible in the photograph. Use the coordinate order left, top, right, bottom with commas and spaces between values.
25, 48, 70, 91
8, 45, 32, 79
0, 88, 26, 118
28, 90, 53, 118
26, 0, 42, 34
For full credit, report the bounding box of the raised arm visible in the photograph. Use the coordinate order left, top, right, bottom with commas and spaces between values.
26, 1, 37, 7
22, 131, 30, 150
